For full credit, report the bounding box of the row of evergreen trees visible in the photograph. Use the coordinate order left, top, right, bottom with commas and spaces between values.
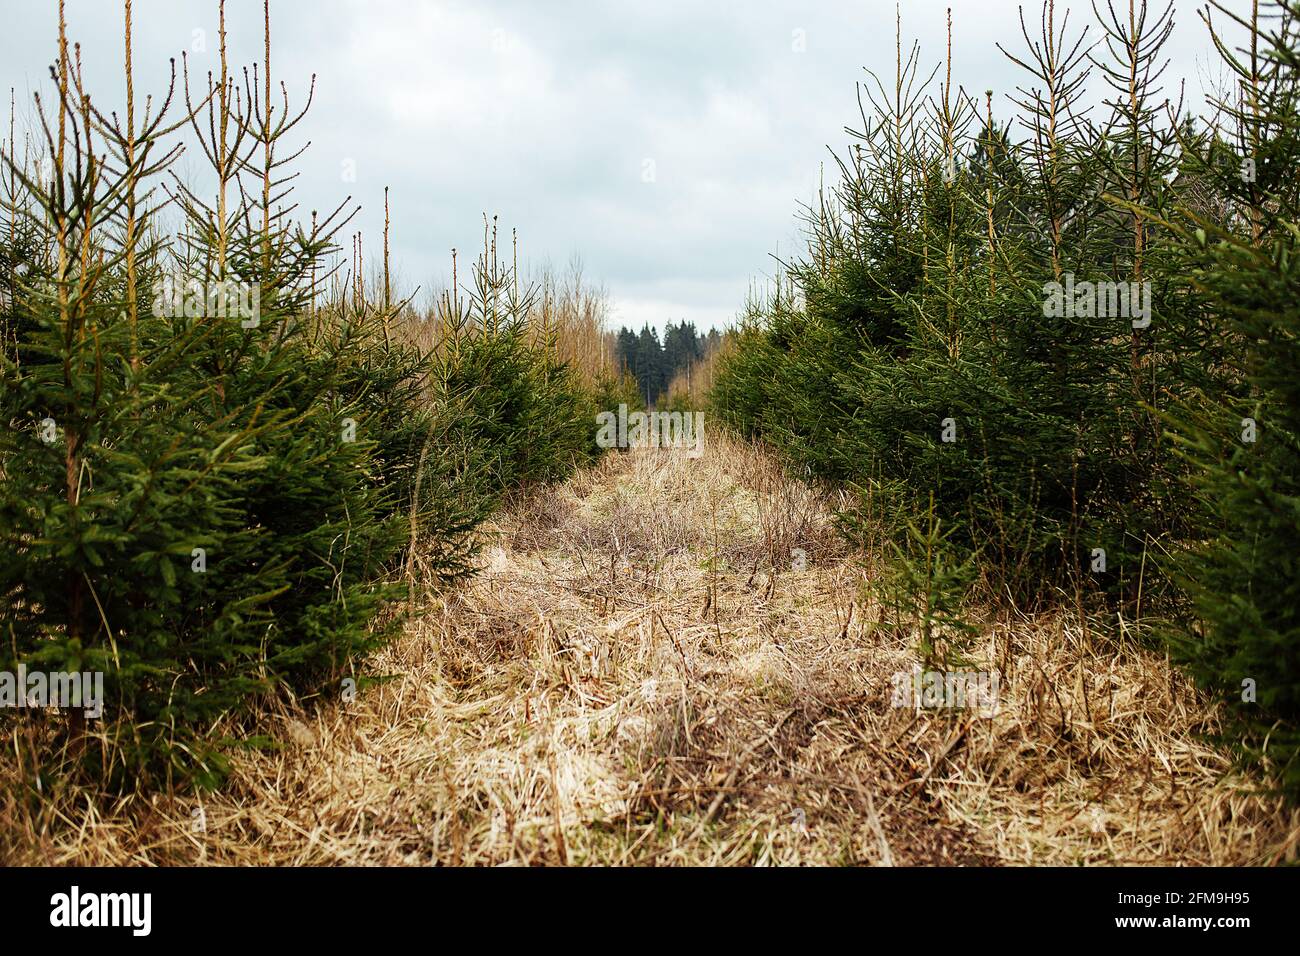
0, 2, 607, 790
615, 321, 721, 406
710, 0, 1300, 798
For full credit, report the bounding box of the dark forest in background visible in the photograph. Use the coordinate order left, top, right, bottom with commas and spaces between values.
615, 321, 722, 406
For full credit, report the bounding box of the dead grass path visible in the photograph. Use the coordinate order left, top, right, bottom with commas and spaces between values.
8, 435, 1298, 864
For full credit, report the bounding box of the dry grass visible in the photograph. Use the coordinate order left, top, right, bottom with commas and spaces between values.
395, 258, 621, 393
3, 433, 1297, 865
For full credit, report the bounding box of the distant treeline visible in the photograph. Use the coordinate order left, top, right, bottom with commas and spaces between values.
615, 321, 722, 406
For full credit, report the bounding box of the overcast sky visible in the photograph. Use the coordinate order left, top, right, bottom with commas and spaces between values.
1, 0, 1237, 331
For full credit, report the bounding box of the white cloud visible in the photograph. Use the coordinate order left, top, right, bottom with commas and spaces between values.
0, 0, 1225, 331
